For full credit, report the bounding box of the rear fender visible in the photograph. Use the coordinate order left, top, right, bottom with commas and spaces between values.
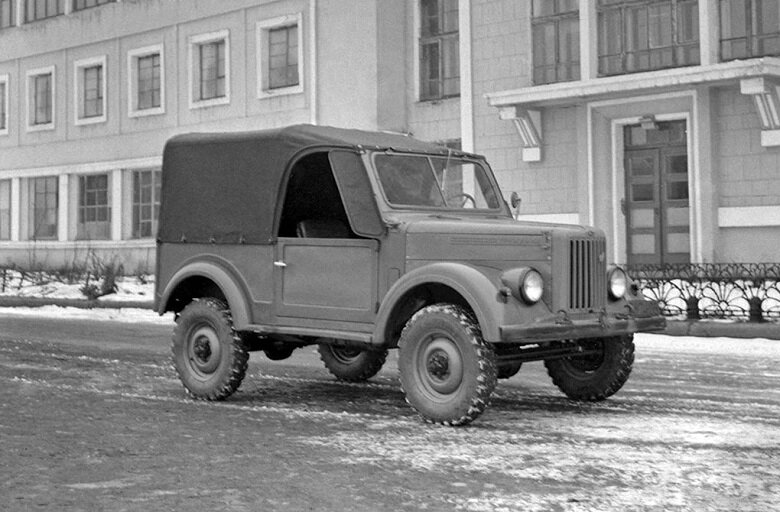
158, 257, 252, 330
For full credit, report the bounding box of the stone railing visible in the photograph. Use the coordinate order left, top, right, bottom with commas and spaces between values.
626, 263, 780, 323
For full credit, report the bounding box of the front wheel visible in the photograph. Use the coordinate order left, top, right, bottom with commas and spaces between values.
544, 335, 634, 401
171, 298, 249, 400
398, 304, 497, 426
317, 342, 387, 382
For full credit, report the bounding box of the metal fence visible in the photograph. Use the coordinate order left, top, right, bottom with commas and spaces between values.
626, 263, 780, 323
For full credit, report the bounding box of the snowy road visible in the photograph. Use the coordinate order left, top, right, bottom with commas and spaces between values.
0, 308, 778, 511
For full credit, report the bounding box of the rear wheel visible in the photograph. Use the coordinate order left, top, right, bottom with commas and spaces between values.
544, 335, 634, 401
171, 298, 248, 400
317, 342, 387, 382
398, 304, 497, 426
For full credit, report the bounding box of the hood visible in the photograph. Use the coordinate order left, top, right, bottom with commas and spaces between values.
403, 215, 597, 264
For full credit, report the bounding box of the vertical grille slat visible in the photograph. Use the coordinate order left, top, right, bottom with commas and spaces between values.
568, 238, 606, 311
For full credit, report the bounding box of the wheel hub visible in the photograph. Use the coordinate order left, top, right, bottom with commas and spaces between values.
188, 326, 222, 376
418, 336, 464, 396
427, 351, 450, 379
193, 335, 212, 362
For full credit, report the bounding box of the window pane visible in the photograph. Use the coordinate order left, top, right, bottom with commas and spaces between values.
1, 0, 13, 29
632, 183, 655, 201
0, 82, 5, 130
667, 180, 689, 200
29, 176, 57, 239
419, 0, 459, 99
756, 0, 780, 35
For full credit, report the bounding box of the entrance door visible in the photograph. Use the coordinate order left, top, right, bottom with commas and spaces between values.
624, 121, 690, 265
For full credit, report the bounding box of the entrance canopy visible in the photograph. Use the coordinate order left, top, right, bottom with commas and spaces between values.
159, 124, 463, 245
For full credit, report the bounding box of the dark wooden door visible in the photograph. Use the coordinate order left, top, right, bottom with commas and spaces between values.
624, 121, 690, 265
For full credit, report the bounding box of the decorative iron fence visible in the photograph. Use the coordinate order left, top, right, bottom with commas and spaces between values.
626, 263, 780, 323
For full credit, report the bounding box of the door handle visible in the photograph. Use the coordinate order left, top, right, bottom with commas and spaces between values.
620, 198, 626, 216
273, 261, 287, 268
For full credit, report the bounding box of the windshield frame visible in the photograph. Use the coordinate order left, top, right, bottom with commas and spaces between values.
369, 150, 508, 214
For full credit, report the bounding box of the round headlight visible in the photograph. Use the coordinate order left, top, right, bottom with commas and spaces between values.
521, 269, 544, 304
608, 267, 627, 300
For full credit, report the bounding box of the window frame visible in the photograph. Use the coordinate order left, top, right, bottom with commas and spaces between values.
256, 13, 304, 99
128, 44, 165, 118
1, 0, 14, 30
597, 0, 701, 77
72, 0, 115, 12
719, 0, 780, 60
0, 74, 8, 135
131, 168, 161, 239
188, 30, 231, 109
74, 55, 107, 125
0, 179, 10, 241
418, 0, 460, 102
27, 176, 58, 241
532, 0, 581, 85
76, 173, 111, 240
24, 0, 64, 23
26, 66, 55, 132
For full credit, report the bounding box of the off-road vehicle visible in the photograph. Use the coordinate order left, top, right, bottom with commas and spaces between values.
156, 125, 665, 426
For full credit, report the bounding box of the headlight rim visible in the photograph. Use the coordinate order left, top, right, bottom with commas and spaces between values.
520, 268, 544, 304
608, 266, 628, 301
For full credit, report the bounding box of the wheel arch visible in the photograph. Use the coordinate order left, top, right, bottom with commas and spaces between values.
373, 262, 502, 348
158, 258, 252, 329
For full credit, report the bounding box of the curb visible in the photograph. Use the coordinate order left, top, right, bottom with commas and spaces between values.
0, 296, 154, 310
664, 320, 780, 340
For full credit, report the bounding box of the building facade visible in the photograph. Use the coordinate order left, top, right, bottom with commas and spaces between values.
477, 0, 780, 265
0, 0, 778, 272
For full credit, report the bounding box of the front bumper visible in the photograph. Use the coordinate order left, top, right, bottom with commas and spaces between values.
499, 299, 666, 344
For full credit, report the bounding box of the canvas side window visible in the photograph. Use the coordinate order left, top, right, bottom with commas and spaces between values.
277, 152, 355, 239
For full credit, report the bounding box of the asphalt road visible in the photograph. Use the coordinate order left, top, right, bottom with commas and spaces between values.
0, 312, 778, 511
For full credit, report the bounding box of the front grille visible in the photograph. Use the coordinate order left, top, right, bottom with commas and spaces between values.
568, 238, 606, 311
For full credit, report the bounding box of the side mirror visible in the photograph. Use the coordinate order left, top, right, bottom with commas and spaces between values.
510, 191, 522, 209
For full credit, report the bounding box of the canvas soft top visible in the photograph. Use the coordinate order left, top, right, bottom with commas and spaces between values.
158, 124, 472, 245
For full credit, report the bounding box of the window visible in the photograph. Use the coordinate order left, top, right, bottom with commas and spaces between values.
419, 0, 459, 100
268, 25, 299, 89
199, 41, 225, 100
128, 45, 164, 117
24, 0, 63, 22
132, 169, 160, 239
256, 14, 304, 97
28, 176, 58, 240
1, 0, 14, 29
189, 31, 230, 107
72, 0, 115, 11
0, 180, 10, 240
533, 0, 580, 85
720, 0, 780, 60
598, 0, 700, 76
77, 174, 110, 240
27, 67, 55, 130
0, 75, 8, 134
74, 56, 106, 125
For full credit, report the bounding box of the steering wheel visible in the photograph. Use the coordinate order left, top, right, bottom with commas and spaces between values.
447, 193, 476, 208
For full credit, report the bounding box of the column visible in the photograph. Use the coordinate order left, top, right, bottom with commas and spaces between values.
57, 174, 68, 241
579, 0, 598, 81
111, 169, 123, 241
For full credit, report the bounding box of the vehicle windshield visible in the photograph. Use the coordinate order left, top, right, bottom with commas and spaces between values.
373, 153, 503, 210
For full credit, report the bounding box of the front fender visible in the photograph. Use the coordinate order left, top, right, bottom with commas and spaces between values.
158, 256, 252, 330
373, 262, 505, 345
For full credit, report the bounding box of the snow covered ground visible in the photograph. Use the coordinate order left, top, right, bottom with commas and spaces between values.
0, 271, 153, 304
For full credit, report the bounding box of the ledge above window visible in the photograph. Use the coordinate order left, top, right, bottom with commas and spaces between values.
486, 58, 780, 109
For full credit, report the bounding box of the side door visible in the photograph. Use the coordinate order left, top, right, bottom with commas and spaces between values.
274, 238, 379, 323
273, 150, 385, 325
